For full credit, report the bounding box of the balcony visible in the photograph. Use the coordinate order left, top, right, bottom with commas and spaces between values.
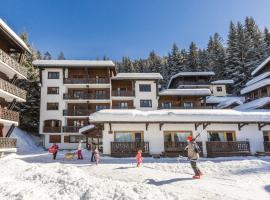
206, 141, 251, 157
43, 126, 61, 133
0, 108, 19, 122
158, 106, 212, 109
0, 78, 27, 101
0, 137, 17, 149
63, 93, 110, 100
0, 48, 28, 78
64, 77, 110, 84
63, 109, 95, 116
111, 90, 135, 97
111, 142, 150, 157
62, 126, 83, 133
164, 141, 203, 157
111, 106, 135, 109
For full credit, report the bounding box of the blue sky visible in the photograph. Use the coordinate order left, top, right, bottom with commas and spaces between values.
1, 0, 270, 61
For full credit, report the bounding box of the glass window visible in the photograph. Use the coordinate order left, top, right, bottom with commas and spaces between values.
47, 103, 59, 110
162, 102, 172, 109
96, 105, 108, 111
174, 132, 192, 142
217, 86, 223, 92
120, 102, 128, 108
139, 84, 151, 92
48, 72, 60, 79
115, 132, 133, 142
183, 102, 193, 109
263, 131, 270, 142
69, 135, 86, 143
47, 87, 59, 94
140, 100, 152, 108
208, 131, 235, 142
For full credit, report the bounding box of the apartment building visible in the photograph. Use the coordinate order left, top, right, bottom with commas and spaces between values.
0, 19, 30, 149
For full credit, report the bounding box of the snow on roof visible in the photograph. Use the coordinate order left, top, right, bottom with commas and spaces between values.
211, 80, 234, 85
216, 99, 243, 109
0, 18, 31, 53
32, 60, 115, 68
234, 97, 270, 110
167, 71, 215, 88
159, 89, 211, 96
251, 56, 270, 76
240, 78, 270, 95
245, 72, 270, 86
79, 125, 95, 134
111, 73, 163, 80
89, 109, 270, 123
206, 96, 245, 104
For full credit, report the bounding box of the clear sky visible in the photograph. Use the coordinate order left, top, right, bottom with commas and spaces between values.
1, 0, 270, 61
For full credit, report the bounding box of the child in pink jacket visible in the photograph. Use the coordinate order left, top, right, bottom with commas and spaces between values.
136, 149, 142, 167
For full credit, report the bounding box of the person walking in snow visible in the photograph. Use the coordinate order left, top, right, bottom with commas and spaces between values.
90, 143, 96, 162
77, 140, 83, 160
49, 143, 59, 160
94, 148, 100, 165
185, 136, 202, 179
136, 149, 143, 167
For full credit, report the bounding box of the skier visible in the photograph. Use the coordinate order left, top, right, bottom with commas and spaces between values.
136, 149, 143, 167
49, 143, 59, 160
94, 148, 100, 165
185, 136, 202, 179
77, 140, 83, 160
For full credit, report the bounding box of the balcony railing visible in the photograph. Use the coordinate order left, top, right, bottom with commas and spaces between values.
62, 126, 84, 133
0, 108, 19, 122
0, 137, 17, 149
111, 90, 135, 97
63, 93, 110, 100
64, 77, 110, 84
206, 141, 250, 157
158, 106, 212, 109
111, 106, 135, 109
0, 48, 28, 77
111, 142, 150, 157
43, 126, 61, 133
264, 142, 270, 152
164, 141, 203, 156
63, 109, 95, 116
0, 78, 27, 100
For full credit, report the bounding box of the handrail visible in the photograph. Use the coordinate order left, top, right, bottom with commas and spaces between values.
0, 137, 17, 149
0, 78, 27, 100
0, 108, 19, 122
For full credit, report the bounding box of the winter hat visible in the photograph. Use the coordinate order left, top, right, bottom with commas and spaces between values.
187, 136, 193, 141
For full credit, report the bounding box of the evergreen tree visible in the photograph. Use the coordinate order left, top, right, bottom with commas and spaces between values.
264, 28, 270, 54
120, 57, 134, 72
147, 51, 162, 73
198, 49, 209, 71
43, 51, 52, 60
58, 51, 65, 60
187, 42, 199, 71
167, 43, 184, 77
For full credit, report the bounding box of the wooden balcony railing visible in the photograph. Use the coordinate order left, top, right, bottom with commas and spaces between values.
111, 106, 135, 109
63, 109, 95, 116
164, 141, 203, 156
64, 77, 110, 84
0, 48, 28, 77
63, 93, 110, 100
0, 78, 27, 100
62, 126, 84, 133
159, 106, 212, 109
111, 142, 149, 157
0, 137, 17, 149
206, 141, 251, 157
0, 108, 19, 122
111, 90, 135, 97
43, 126, 61, 133
264, 142, 270, 152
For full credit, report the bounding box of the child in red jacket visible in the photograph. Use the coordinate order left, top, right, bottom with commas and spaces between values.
136, 149, 143, 167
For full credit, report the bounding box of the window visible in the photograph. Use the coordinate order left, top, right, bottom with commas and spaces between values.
47, 87, 59, 94
96, 105, 108, 111
69, 135, 86, 143
217, 86, 223, 92
139, 84, 151, 92
263, 131, 270, 142
48, 72, 60, 79
120, 102, 128, 108
47, 103, 59, 110
117, 88, 127, 96
208, 131, 236, 142
183, 102, 193, 109
114, 131, 143, 142
162, 102, 172, 109
96, 90, 107, 99
140, 100, 152, 108
49, 135, 61, 143
164, 131, 192, 142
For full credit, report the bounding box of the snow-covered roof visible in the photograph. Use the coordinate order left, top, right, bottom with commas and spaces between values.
234, 97, 270, 111
251, 56, 270, 76
245, 72, 270, 86
111, 73, 163, 80
216, 99, 243, 109
32, 60, 115, 68
0, 18, 31, 53
167, 71, 215, 88
79, 125, 95, 134
89, 109, 270, 123
206, 96, 245, 104
211, 80, 234, 85
240, 78, 270, 95
159, 89, 211, 96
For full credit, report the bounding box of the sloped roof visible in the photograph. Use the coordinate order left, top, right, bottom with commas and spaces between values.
251, 56, 270, 76
206, 96, 245, 104
234, 97, 270, 110
159, 88, 211, 96
241, 78, 270, 95
211, 80, 234, 85
32, 60, 115, 68
216, 99, 243, 109
245, 72, 270, 86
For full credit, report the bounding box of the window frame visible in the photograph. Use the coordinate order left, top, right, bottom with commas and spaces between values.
216, 86, 223, 92
48, 72, 60, 79
47, 87, 59, 95
47, 102, 59, 110
140, 99, 152, 108
139, 84, 151, 92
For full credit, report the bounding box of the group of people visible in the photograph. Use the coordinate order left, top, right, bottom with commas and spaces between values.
49, 136, 202, 179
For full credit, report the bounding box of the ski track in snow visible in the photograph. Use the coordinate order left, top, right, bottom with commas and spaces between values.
0, 151, 270, 200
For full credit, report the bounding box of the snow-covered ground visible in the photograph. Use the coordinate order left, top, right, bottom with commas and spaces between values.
0, 130, 270, 200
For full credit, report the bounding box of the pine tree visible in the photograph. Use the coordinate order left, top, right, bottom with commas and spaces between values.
187, 42, 199, 71
264, 28, 270, 54
167, 43, 184, 77
58, 52, 65, 60
147, 51, 162, 73
121, 57, 134, 72
43, 51, 52, 60
198, 49, 209, 71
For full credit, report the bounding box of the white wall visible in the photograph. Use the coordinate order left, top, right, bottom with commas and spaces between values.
211, 85, 227, 97
133, 80, 158, 110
